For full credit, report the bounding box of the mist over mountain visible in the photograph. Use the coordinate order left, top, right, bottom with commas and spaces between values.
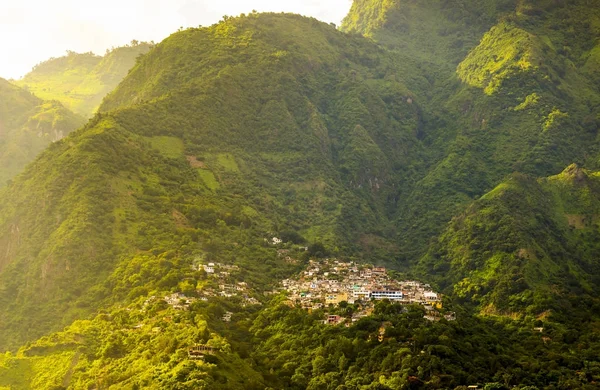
15, 42, 152, 117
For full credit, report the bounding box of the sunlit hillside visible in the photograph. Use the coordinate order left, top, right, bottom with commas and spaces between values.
1, 1, 600, 388
16, 42, 152, 117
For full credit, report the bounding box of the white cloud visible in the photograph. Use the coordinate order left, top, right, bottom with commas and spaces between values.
0, 0, 353, 79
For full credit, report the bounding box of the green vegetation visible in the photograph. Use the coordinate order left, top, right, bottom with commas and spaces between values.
248, 300, 600, 389
1, 0, 600, 387
147, 136, 185, 158
16, 42, 152, 116
343, 0, 600, 254
0, 78, 84, 186
0, 12, 422, 351
420, 166, 600, 316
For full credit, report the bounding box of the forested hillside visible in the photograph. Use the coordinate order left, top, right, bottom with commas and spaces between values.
343, 0, 600, 255
0, 78, 84, 186
15, 42, 152, 116
1, 0, 600, 388
0, 12, 423, 351
420, 165, 600, 317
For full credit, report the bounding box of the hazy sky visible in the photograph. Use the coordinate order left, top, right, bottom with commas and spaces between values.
0, 0, 352, 79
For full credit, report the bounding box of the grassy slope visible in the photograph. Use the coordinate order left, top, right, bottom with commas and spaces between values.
16, 43, 152, 117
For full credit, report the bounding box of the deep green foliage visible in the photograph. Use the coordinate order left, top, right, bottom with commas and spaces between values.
420, 165, 600, 317
344, 0, 600, 254
2, 1, 600, 387
248, 301, 600, 389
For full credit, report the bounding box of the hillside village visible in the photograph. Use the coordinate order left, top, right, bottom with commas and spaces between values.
280, 259, 455, 324
156, 261, 262, 314
155, 254, 454, 326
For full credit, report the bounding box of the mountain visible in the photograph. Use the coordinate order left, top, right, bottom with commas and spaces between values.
343, 0, 600, 255
1, 1, 600, 388
15, 42, 152, 117
0, 12, 424, 351
0, 78, 85, 186
420, 165, 600, 318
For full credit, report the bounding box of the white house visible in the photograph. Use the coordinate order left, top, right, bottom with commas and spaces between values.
424, 291, 439, 300
371, 290, 403, 301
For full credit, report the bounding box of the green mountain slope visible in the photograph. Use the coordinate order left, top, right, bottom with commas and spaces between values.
0, 13, 425, 351
15, 43, 152, 116
420, 164, 600, 317
0, 78, 85, 186
343, 0, 600, 255
1, 2, 600, 388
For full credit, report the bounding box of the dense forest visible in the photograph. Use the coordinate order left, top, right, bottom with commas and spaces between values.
1, 0, 600, 388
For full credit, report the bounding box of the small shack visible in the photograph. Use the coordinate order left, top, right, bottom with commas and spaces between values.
188, 345, 218, 360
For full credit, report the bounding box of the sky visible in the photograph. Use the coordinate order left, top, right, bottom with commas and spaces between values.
0, 0, 352, 80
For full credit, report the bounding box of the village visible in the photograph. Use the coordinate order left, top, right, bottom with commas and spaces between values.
147, 256, 455, 362
155, 261, 261, 316
154, 255, 454, 327
280, 259, 455, 325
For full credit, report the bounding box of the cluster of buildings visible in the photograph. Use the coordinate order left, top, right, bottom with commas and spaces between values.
145, 261, 262, 313
164, 292, 196, 310
193, 261, 240, 277
279, 259, 454, 324
192, 261, 261, 307
281, 259, 442, 310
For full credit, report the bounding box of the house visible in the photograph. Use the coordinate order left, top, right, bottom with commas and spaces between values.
188, 345, 218, 360
222, 311, 233, 322
372, 266, 386, 275
272, 237, 283, 245
326, 315, 343, 325
352, 289, 371, 301
326, 293, 348, 305
444, 312, 457, 321
423, 291, 438, 300
371, 290, 403, 301
244, 297, 261, 306
203, 264, 215, 274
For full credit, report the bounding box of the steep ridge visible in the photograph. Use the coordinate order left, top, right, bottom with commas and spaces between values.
0, 13, 424, 350
343, 0, 600, 255
0, 78, 84, 186
420, 165, 600, 320
15, 43, 152, 116
342, 0, 515, 67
